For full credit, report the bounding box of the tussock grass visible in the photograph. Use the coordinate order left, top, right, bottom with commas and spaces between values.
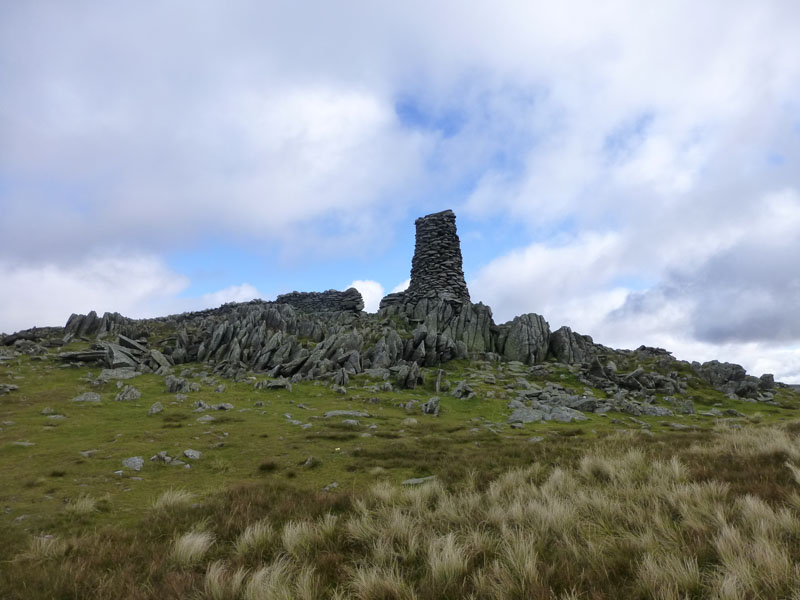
9, 390, 800, 599
20, 535, 68, 560
234, 519, 274, 557
172, 530, 214, 567
152, 488, 194, 511
204, 560, 247, 600
65, 495, 98, 515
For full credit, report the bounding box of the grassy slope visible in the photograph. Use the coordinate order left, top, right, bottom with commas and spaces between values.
2, 344, 800, 598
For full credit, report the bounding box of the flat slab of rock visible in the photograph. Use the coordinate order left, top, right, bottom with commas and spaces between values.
508, 407, 545, 424
324, 410, 369, 418
72, 392, 101, 403
97, 368, 140, 382
402, 475, 436, 486
183, 449, 201, 460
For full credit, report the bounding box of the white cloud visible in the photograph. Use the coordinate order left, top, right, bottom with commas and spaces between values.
391, 279, 410, 294
198, 284, 262, 308
348, 280, 385, 313
1, 1, 800, 381
0, 256, 188, 333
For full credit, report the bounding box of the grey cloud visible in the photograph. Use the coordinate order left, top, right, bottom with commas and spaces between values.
609, 238, 800, 345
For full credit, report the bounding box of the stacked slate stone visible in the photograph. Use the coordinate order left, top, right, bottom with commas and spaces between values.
380, 209, 470, 308
275, 288, 364, 313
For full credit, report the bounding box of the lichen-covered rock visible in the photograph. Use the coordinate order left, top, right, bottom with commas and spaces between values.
498, 313, 550, 365
115, 385, 141, 402
548, 326, 595, 364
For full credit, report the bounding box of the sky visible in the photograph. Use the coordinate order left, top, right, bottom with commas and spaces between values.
2, 1, 800, 382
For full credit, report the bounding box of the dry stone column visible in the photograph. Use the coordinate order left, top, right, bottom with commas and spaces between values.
405, 209, 471, 303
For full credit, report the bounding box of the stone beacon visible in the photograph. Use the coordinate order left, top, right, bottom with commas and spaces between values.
381, 209, 471, 308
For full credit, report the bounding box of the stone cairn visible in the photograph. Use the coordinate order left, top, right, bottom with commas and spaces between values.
381, 209, 470, 308
275, 288, 364, 313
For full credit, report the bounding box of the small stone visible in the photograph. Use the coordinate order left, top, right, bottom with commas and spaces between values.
341, 419, 360, 427
122, 456, 144, 471
402, 475, 436, 486
79, 449, 97, 458
324, 410, 369, 418
322, 482, 339, 492
115, 385, 141, 402
183, 449, 201, 460
148, 402, 164, 416
197, 414, 216, 423
72, 392, 101, 403
41, 407, 55, 415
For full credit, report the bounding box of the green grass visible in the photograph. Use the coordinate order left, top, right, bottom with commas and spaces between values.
3, 345, 800, 598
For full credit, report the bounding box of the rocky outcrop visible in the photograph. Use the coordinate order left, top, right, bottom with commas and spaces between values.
497, 314, 550, 365
548, 326, 596, 364
40, 209, 784, 404
275, 288, 364, 313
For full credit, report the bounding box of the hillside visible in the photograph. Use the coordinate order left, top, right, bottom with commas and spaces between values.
2, 210, 800, 598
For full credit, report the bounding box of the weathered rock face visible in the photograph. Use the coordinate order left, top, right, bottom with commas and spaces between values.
381, 209, 470, 308
497, 314, 551, 365
548, 326, 596, 364
275, 288, 364, 313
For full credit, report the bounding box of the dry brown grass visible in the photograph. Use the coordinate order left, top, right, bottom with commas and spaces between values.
8, 421, 800, 599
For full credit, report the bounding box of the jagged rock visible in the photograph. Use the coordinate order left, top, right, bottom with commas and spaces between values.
759, 373, 775, 390
115, 385, 141, 401
394, 362, 423, 389
422, 396, 440, 416
105, 343, 138, 368
164, 375, 188, 393
549, 326, 594, 364
499, 313, 550, 365
333, 369, 349, 387
452, 381, 475, 399
693, 360, 746, 387
150, 349, 171, 370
